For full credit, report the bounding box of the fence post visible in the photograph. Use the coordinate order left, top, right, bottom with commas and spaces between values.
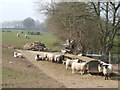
109, 51, 111, 64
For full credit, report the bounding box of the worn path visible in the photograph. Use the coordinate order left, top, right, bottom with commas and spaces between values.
19, 50, 118, 88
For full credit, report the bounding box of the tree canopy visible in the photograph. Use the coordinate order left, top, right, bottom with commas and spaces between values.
37, 1, 120, 56
23, 17, 36, 30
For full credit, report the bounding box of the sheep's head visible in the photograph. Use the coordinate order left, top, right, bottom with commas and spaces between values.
36, 54, 39, 57
103, 65, 109, 69
14, 52, 17, 55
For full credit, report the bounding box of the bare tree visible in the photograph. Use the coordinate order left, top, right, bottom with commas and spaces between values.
36, 1, 119, 58
37, 2, 100, 54
91, 2, 120, 56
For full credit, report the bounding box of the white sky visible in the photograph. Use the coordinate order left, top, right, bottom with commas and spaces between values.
0, 0, 46, 22
0, 0, 119, 23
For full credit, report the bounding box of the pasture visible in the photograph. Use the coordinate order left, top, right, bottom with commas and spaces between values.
2, 29, 119, 63
2, 30, 65, 88
1, 29, 119, 88
2, 30, 64, 51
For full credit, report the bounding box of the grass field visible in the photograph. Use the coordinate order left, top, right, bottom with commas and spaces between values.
2, 29, 119, 63
2, 30, 64, 51
1, 30, 119, 88
2, 30, 65, 88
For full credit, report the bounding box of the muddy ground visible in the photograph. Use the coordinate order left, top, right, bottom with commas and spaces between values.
2, 48, 65, 88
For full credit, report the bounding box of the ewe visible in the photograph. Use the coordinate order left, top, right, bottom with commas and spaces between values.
102, 64, 113, 80
71, 62, 88, 75
35, 54, 42, 61
14, 52, 22, 58
66, 59, 81, 70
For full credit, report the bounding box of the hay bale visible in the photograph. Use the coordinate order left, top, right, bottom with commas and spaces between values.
23, 43, 32, 50
23, 41, 46, 51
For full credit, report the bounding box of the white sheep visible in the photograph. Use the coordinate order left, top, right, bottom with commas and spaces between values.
54, 54, 64, 63
17, 33, 20, 37
35, 54, 42, 61
98, 60, 107, 76
102, 64, 113, 80
62, 60, 66, 65
77, 53, 83, 56
61, 49, 66, 54
54, 55, 60, 62
14, 52, 22, 58
66, 59, 80, 70
25, 35, 28, 38
71, 62, 88, 75
42, 52, 48, 60
47, 53, 55, 62
98, 63, 103, 73
17, 31, 21, 37
14, 52, 17, 58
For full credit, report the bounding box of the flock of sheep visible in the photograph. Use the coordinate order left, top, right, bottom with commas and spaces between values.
13, 51, 113, 80
33, 52, 113, 80
17, 31, 28, 38
13, 50, 113, 80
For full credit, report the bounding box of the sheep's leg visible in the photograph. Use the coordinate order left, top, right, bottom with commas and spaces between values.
105, 76, 106, 80
40, 58, 42, 60
81, 71, 84, 75
105, 75, 106, 80
109, 73, 112, 78
19, 55, 22, 58
107, 74, 108, 80
51, 58, 53, 62
72, 69, 75, 74
45, 58, 48, 61
100, 72, 104, 77
99, 72, 102, 76
66, 65, 68, 70
82, 70, 85, 75
105, 74, 108, 80
49, 58, 51, 62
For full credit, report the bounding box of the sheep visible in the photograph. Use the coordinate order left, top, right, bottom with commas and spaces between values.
14, 52, 22, 58
98, 63, 103, 75
42, 52, 48, 60
25, 35, 28, 38
71, 62, 88, 75
17, 33, 20, 37
98, 60, 107, 76
35, 54, 42, 61
17, 31, 21, 37
54, 54, 64, 63
77, 53, 83, 56
61, 49, 66, 54
62, 60, 66, 65
102, 64, 113, 80
66, 59, 81, 70
47, 53, 55, 62
54, 55, 60, 63
14, 52, 18, 57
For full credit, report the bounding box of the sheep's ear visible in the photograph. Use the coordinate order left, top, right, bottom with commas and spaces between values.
105, 65, 108, 68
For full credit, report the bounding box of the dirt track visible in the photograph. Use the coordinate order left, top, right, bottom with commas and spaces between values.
2, 48, 66, 88
18, 50, 119, 88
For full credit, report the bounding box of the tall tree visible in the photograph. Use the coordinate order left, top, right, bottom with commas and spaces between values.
91, 2, 120, 55
36, 1, 120, 57
40, 2, 100, 54
23, 17, 36, 30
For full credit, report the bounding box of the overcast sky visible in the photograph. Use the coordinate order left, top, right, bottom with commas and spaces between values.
0, 0, 119, 23
0, 0, 46, 22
